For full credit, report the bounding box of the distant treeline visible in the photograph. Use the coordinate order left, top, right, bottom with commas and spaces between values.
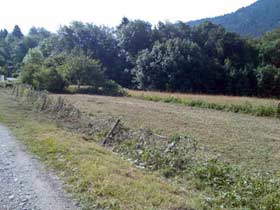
0, 18, 280, 97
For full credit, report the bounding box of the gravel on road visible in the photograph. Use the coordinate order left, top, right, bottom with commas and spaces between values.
0, 124, 80, 210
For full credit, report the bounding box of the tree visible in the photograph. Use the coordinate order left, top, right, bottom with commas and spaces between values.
134, 38, 206, 92
58, 22, 133, 87
33, 55, 66, 92
21, 48, 44, 86
64, 51, 105, 89
24, 27, 51, 49
116, 18, 153, 56
4, 19, 280, 97
259, 39, 280, 68
21, 50, 67, 92
23, 48, 44, 65
224, 59, 257, 96
12, 25, 24, 39
153, 21, 191, 42
257, 65, 280, 97
39, 35, 62, 57
0, 29, 8, 39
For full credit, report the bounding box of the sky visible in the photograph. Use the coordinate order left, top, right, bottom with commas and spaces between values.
0, 0, 257, 34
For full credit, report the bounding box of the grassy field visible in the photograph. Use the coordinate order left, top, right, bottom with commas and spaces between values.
128, 90, 280, 117
0, 91, 194, 210
55, 93, 280, 172
2, 88, 280, 209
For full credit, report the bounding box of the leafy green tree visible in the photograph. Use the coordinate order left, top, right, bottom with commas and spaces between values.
153, 21, 191, 42
21, 48, 44, 85
2, 19, 280, 97
259, 39, 280, 68
58, 21, 133, 87
134, 38, 206, 92
224, 59, 257, 96
21, 50, 66, 92
33, 56, 66, 92
39, 35, 62, 57
23, 27, 51, 49
23, 48, 44, 65
116, 18, 153, 56
64, 51, 105, 90
257, 65, 280, 97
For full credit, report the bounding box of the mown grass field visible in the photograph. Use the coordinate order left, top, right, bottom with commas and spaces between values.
56, 93, 280, 172
0, 91, 194, 210
128, 90, 280, 117
2, 88, 280, 210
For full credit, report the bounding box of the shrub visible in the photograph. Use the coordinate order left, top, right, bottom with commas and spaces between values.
115, 134, 197, 177
193, 160, 280, 210
64, 81, 126, 96
101, 80, 127, 96
21, 52, 67, 92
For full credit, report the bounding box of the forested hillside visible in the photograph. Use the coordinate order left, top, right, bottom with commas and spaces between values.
188, 0, 280, 37
0, 19, 280, 97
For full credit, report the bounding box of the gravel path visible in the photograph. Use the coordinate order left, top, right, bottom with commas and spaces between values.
0, 124, 79, 210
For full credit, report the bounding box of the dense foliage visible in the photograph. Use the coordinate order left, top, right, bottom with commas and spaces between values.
0, 18, 280, 97
188, 0, 280, 37
0, 26, 50, 77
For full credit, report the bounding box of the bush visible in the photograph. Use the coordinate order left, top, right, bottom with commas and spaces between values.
21, 52, 67, 92
33, 66, 66, 92
101, 80, 127, 96
65, 81, 126, 96
115, 134, 197, 177
193, 160, 280, 210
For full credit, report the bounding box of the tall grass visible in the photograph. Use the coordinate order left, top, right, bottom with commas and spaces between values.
128, 90, 280, 118
193, 160, 280, 210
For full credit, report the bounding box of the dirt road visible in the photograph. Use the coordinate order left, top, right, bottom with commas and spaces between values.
0, 124, 79, 210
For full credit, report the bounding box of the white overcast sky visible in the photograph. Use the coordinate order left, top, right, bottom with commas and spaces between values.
0, 0, 257, 34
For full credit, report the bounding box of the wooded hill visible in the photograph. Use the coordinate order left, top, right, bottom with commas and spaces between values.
188, 0, 280, 37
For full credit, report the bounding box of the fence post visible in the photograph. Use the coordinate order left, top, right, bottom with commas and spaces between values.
102, 119, 121, 146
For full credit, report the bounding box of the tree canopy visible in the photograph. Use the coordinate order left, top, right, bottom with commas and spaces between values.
0, 20, 280, 98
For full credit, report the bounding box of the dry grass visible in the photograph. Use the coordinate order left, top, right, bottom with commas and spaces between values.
54, 93, 280, 172
128, 90, 279, 107
128, 90, 280, 117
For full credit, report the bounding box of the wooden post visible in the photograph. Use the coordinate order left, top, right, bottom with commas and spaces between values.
102, 119, 121, 146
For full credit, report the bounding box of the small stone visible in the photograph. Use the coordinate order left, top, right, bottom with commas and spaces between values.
20, 202, 26, 206
21, 198, 28, 202
8, 195, 14, 200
